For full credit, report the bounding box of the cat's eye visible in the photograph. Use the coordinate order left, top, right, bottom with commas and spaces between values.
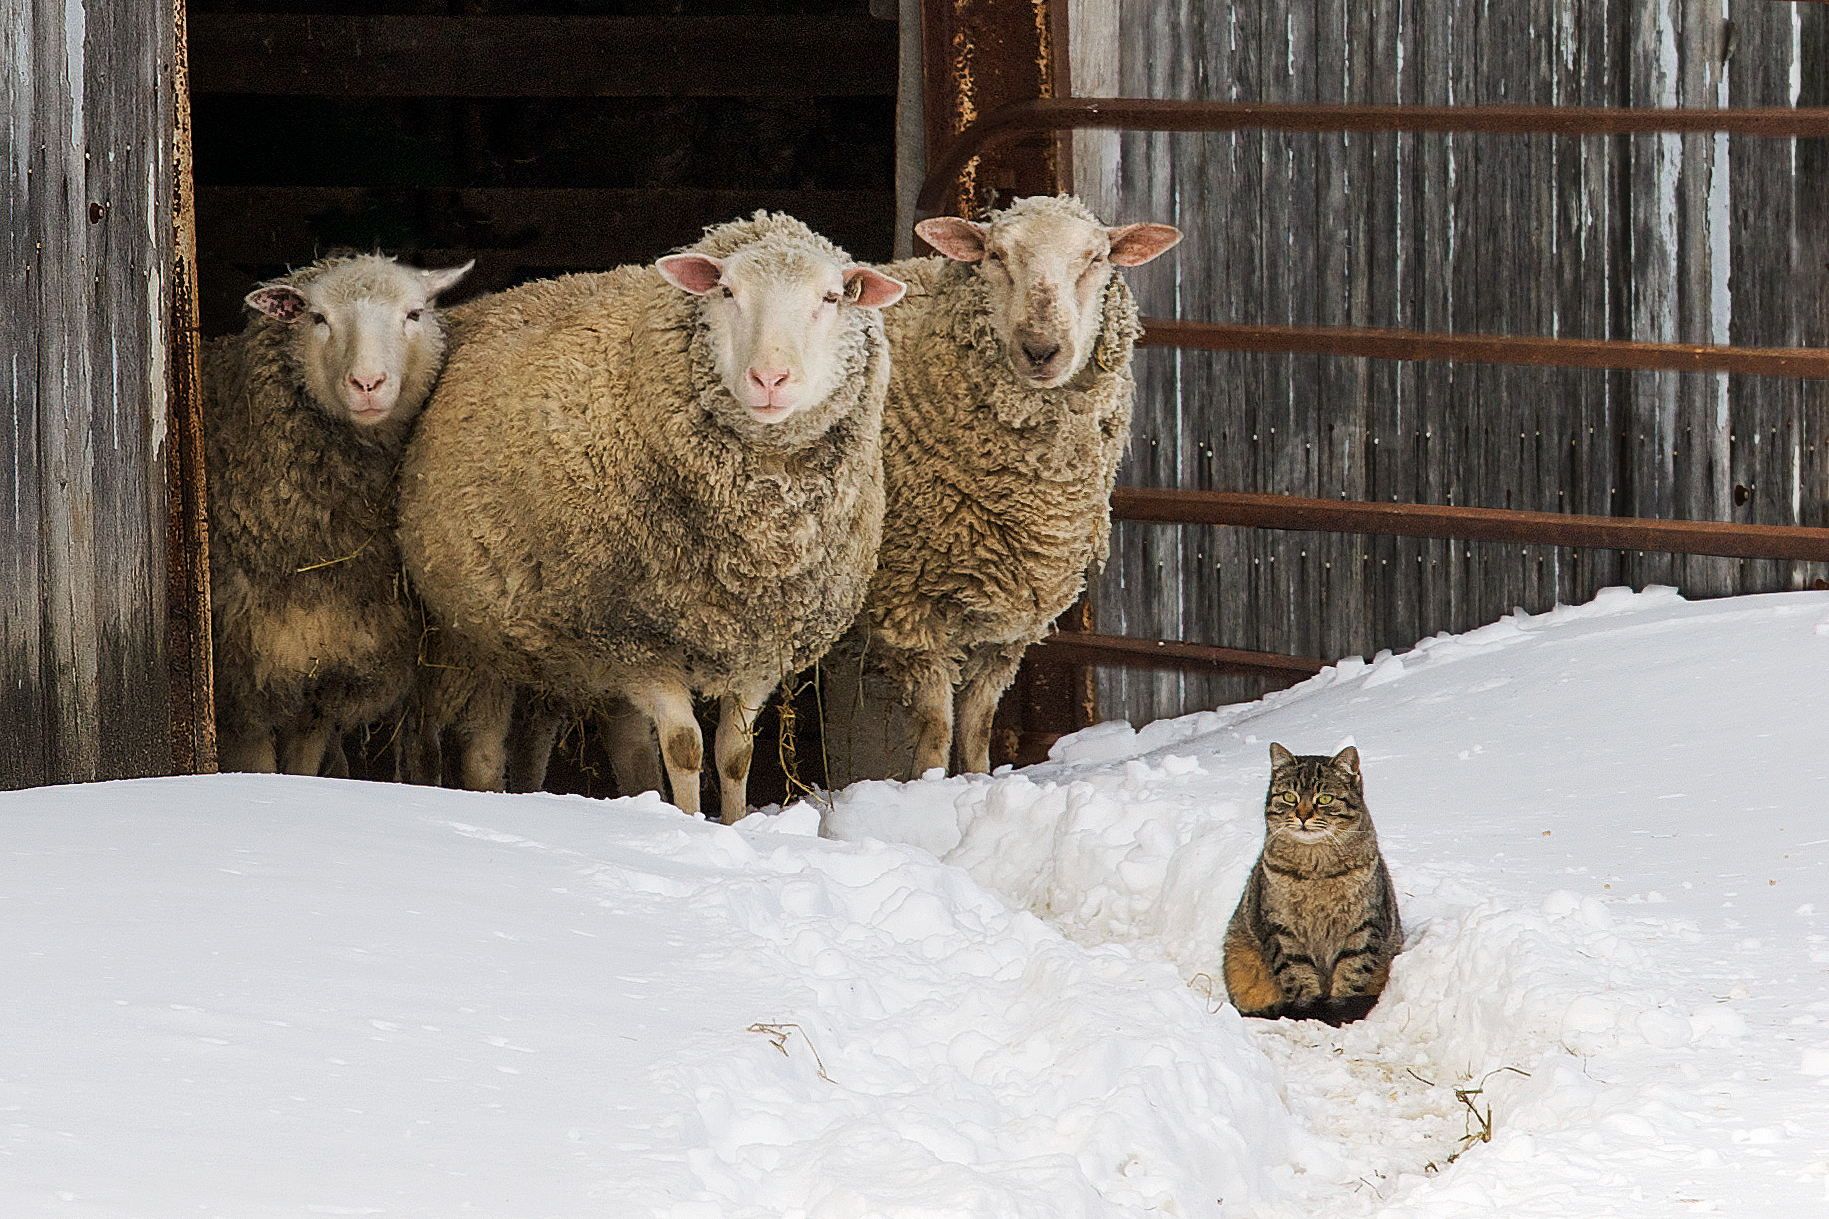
1280, 791, 1298, 804
1315, 794, 1335, 806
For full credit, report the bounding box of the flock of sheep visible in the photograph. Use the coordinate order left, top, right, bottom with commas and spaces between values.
203, 195, 1182, 821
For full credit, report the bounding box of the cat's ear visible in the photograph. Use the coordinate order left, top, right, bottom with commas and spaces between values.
1269, 742, 1294, 768
1332, 745, 1361, 777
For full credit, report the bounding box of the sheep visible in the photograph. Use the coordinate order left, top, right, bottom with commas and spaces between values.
837, 194, 1181, 780
205, 252, 473, 774
396, 212, 906, 821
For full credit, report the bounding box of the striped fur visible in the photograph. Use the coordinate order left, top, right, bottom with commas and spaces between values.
1223, 743, 1402, 1026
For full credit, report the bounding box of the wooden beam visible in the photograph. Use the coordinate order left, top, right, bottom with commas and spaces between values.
188, 15, 897, 98
196, 186, 895, 267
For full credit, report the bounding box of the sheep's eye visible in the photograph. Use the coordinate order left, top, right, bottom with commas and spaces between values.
719, 286, 734, 300
309, 311, 328, 327
1315, 793, 1335, 806
405, 309, 423, 323
986, 250, 1004, 263
1280, 791, 1298, 805
823, 292, 841, 305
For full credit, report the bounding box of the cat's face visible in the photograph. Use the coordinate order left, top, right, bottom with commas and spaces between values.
1264, 744, 1366, 842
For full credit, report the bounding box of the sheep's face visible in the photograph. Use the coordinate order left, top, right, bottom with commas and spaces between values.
658, 248, 905, 427
246, 256, 472, 430
918, 207, 1181, 389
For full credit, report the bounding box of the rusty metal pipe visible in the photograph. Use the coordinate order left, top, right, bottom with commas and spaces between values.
1111, 489, 1829, 563
1032, 632, 1327, 678
1138, 318, 1829, 379
918, 97, 1829, 214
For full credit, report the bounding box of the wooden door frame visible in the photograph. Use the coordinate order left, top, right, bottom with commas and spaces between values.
169, 0, 216, 773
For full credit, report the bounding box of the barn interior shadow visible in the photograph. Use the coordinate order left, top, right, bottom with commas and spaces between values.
188, 0, 899, 803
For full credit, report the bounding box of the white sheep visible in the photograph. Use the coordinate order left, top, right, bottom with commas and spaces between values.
205, 253, 472, 774
397, 212, 905, 821
834, 194, 1181, 780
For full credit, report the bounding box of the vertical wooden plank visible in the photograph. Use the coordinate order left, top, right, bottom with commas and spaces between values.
169, 0, 216, 772
31, 0, 105, 783
2, 0, 182, 789
1797, 0, 1829, 586
1116, 0, 1186, 722
1312, 0, 1370, 673
1366, 0, 1420, 656
1, 0, 49, 786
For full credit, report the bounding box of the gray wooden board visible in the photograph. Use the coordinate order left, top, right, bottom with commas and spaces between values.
1086, 1, 1829, 727
3, 0, 175, 788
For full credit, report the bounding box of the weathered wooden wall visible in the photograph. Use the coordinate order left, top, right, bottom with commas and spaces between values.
1077, 1, 1829, 724
2, 0, 184, 788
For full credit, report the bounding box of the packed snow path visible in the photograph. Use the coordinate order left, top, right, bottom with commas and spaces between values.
4, 588, 1826, 1215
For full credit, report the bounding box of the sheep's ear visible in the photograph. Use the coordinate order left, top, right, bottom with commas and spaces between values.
656, 253, 726, 295
1106, 222, 1183, 267
246, 284, 309, 323
1269, 742, 1295, 768
420, 259, 474, 300
1332, 745, 1361, 777
915, 216, 989, 263
842, 266, 907, 309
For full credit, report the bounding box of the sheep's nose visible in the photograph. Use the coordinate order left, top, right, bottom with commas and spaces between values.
746, 367, 790, 392
349, 372, 387, 393
1019, 337, 1061, 367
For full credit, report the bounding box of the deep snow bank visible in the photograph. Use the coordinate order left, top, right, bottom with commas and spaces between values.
6, 587, 1827, 1217
830, 587, 1829, 1214
1, 781, 1297, 1217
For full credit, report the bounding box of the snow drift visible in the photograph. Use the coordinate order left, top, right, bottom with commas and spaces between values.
5, 587, 1827, 1215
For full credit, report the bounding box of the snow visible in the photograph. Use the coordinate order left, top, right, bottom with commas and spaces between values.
5, 587, 1828, 1215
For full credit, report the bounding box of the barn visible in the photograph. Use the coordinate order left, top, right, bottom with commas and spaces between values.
5, 1, 1827, 792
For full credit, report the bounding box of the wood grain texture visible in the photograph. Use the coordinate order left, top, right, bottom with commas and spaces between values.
3, 0, 180, 788
1086, 2, 1829, 725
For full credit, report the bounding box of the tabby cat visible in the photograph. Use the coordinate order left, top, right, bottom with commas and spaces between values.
1222, 743, 1402, 1025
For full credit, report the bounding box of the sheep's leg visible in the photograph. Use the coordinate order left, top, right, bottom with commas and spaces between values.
402, 703, 445, 787
506, 693, 564, 794
714, 678, 776, 826
599, 701, 662, 797
279, 721, 335, 776
954, 643, 1026, 775
322, 734, 352, 779
631, 681, 703, 817
220, 727, 278, 774
906, 659, 956, 780
453, 680, 514, 793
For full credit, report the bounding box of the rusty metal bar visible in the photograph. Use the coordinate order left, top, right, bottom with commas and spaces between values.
1139, 318, 1829, 380
918, 97, 1829, 214
1033, 632, 1328, 678
1111, 489, 1829, 563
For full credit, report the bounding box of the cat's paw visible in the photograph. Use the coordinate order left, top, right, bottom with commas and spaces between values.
1319, 995, 1378, 1026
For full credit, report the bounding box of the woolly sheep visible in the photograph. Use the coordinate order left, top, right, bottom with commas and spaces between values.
205, 252, 472, 774
839, 194, 1181, 779
397, 212, 905, 821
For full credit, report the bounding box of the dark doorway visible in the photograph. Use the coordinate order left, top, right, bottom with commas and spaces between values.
186, 0, 900, 800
